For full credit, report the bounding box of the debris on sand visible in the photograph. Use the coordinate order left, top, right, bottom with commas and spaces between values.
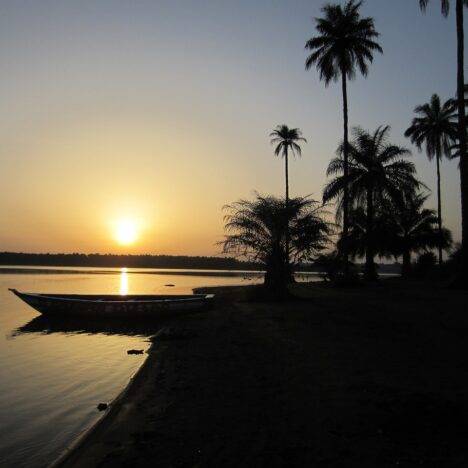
127, 349, 144, 355
97, 403, 108, 411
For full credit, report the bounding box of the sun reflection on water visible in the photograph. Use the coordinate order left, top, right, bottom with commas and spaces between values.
119, 267, 128, 295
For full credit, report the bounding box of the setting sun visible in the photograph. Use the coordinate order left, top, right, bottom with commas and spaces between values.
115, 219, 138, 245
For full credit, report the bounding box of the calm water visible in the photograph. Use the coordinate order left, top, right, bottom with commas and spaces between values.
0, 268, 275, 467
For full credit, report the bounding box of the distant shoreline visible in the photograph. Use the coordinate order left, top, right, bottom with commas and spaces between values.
0, 266, 399, 276
0, 266, 327, 278
0, 252, 403, 275
0, 252, 263, 271
0, 266, 268, 277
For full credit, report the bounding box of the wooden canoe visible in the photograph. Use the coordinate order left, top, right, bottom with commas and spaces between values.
9, 289, 214, 318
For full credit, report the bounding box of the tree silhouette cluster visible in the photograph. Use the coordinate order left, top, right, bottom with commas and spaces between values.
222, 0, 465, 289
0, 252, 260, 270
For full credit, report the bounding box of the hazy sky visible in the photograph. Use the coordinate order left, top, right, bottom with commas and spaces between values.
0, 0, 465, 255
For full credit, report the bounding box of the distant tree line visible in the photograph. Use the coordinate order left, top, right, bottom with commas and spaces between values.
0, 251, 401, 275
0, 252, 263, 271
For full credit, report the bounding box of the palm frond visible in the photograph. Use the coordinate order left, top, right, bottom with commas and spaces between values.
221, 194, 333, 266
270, 124, 306, 159
324, 125, 420, 212
405, 94, 458, 160
419, 0, 451, 17
305, 0, 382, 85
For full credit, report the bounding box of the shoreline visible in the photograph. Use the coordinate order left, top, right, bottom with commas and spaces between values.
51, 288, 252, 467
52, 282, 468, 466
0, 267, 265, 277
49, 335, 161, 467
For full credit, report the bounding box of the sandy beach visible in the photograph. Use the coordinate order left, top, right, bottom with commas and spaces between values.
55, 281, 468, 467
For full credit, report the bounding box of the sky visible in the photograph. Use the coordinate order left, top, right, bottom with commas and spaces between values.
0, 0, 465, 256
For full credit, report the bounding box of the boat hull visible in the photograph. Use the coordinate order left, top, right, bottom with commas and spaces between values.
9, 289, 214, 319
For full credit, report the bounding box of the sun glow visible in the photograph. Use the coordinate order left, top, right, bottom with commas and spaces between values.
115, 219, 138, 245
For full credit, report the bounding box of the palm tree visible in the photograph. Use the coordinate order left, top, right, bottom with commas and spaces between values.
419, 0, 468, 284
380, 192, 453, 277
404, 94, 457, 266
345, 206, 393, 268
221, 194, 332, 295
305, 0, 382, 273
269, 125, 307, 274
323, 126, 420, 280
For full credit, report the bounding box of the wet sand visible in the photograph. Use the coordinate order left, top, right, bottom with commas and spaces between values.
56, 281, 468, 467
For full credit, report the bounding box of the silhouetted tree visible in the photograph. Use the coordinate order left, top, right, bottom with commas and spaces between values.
344, 205, 398, 273
221, 194, 332, 296
269, 125, 307, 273
313, 250, 356, 282
381, 192, 452, 277
405, 94, 457, 265
305, 0, 382, 274
323, 126, 419, 280
414, 251, 438, 276
419, 0, 468, 285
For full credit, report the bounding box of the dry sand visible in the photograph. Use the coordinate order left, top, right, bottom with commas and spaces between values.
56, 281, 468, 467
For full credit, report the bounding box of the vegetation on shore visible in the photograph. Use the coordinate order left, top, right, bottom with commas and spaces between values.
419, 0, 468, 285
405, 94, 458, 265
270, 125, 307, 278
221, 0, 467, 293
323, 125, 421, 280
221, 195, 332, 296
305, 0, 383, 273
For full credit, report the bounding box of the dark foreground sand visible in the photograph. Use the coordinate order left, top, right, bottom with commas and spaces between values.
57, 281, 468, 467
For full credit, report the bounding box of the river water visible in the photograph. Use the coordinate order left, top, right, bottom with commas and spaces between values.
0, 267, 284, 467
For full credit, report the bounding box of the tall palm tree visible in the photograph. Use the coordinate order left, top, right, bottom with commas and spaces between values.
305, 0, 382, 274
405, 94, 457, 266
270, 125, 307, 274
419, 0, 468, 284
380, 192, 452, 277
221, 194, 332, 296
323, 126, 420, 280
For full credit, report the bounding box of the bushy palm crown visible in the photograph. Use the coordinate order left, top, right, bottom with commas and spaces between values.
419, 0, 468, 17
380, 192, 452, 257
405, 94, 457, 160
270, 125, 306, 158
221, 195, 332, 265
305, 0, 382, 83
323, 126, 420, 214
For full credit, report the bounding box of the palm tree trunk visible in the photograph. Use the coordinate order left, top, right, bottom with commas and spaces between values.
402, 249, 411, 278
265, 243, 289, 299
364, 187, 377, 280
456, 0, 468, 285
284, 147, 291, 280
285, 147, 289, 206
436, 155, 443, 265
341, 70, 350, 276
